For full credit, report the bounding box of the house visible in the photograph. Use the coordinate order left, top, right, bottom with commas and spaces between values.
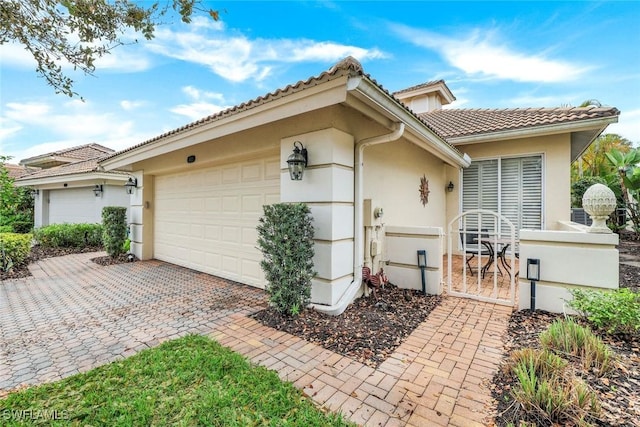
3, 163, 37, 179
14, 143, 131, 227
98, 57, 617, 314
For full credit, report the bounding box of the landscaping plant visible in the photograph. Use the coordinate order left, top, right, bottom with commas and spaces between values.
33, 223, 103, 248
0, 232, 32, 272
102, 206, 128, 258
0, 156, 34, 233
257, 203, 316, 316
569, 288, 640, 336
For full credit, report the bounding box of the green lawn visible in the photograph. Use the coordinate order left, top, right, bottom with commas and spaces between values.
0, 335, 353, 426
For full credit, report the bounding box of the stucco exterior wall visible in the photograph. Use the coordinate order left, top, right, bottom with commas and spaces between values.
453, 133, 571, 231
364, 139, 449, 229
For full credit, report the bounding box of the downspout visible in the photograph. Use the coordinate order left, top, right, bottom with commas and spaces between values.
311, 122, 405, 315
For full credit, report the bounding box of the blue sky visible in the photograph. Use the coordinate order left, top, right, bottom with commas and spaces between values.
1, 1, 639, 163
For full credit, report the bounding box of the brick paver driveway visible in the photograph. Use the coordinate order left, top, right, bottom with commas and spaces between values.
1, 252, 512, 426
0, 252, 267, 392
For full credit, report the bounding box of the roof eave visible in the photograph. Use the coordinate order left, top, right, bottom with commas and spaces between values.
446, 115, 619, 145
100, 75, 350, 171
14, 171, 130, 187
346, 76, 470, 168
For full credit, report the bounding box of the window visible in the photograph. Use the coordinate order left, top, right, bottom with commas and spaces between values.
462, 155, 543, 236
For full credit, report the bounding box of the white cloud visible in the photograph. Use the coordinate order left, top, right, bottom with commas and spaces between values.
170, 102, 228, 121
391, 24, 588, 83
607, 108, 640, 145
0, 43, 37, 68
182, 86, 225, 102
146, 24, 387, 82
120, 100, 147, 111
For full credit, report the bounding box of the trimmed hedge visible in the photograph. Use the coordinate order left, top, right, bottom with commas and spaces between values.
102, 207, 127, 258
0, 232, 32, 271
33, 223, 103, 248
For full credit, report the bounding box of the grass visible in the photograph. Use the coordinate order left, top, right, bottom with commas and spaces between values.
0, 335, 353, 426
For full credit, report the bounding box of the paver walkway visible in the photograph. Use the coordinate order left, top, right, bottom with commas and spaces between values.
1, 253, 512, 426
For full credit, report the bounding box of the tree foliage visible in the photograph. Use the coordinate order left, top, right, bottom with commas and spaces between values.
571, 134, 633, 181
605, 148, 640, 234
0, 0, 220, 97
0, 156, 34, 233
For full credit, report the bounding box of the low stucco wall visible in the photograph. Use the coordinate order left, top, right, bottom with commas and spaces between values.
385, 225, 444, 295
518, 229, 619, 313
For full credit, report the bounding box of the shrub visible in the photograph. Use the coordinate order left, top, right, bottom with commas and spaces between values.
0, 232, 32, 271
33, 223, 103, 248
0, 225, 12, 233
11, 221, 33, 233
508, 347, 600, 425
256, 203, 316, 316
569, 288, 640, 336
102, 207, 128, 258
540, 318, 613, 375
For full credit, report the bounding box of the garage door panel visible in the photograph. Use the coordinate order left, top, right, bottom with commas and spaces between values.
155, 156, 278, 288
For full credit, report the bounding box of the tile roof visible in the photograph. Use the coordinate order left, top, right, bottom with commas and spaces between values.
102, 57, 462, 162
15, 158, 127, 181
419, 107, 620, 140
3, 163, 37, 179
20, 143, 114, 166
393, 80, 447, 96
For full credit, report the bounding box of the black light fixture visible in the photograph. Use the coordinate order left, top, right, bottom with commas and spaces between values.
124, 177, 137, 195
417, 250, 427, 295
286, 141, 308, 181
526, 258, 540, 311
30, 189, 39, 198
93, 184, 103, 197
447, 181, 455, 192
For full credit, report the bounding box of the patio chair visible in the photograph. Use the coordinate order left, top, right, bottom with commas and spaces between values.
460, 228, 493, 276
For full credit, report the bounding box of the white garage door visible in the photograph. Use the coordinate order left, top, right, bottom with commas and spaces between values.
49, 187, 101, 224
154, 157, 280, 288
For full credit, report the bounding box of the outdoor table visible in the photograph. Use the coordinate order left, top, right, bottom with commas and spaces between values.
474, 237, 518, 279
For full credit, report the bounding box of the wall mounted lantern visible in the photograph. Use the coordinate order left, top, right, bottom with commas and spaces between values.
526, 258, 540, 311
417, 249, 427, 295
30, 189, 39, 198
286, 141, 308, 181
124, 177, 137, 195
446, 181, 455, 192
93, 185, 103, 197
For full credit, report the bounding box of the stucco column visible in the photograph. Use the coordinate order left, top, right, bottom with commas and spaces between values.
280, 128, 355, 307
129, 172, 154, 260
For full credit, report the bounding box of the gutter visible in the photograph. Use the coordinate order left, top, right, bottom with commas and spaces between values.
447, 116, 619, 145
311, 123, 405, 315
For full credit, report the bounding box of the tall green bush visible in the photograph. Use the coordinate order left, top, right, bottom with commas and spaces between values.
33, 223, 103, 247
569, 288, 640, 336
257, 203, 316, 316
0, 232, 32, 272
102, 207, 128, 258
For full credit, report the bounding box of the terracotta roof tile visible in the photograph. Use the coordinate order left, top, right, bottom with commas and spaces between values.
102, 57, 463, 162
419, 107, 620, 139
15, 158, 127, 181
393, 80, 446, 96
3, 163, 37, 179
20, 143, 114, 165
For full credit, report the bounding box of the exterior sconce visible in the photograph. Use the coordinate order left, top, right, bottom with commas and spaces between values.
286, 141, 308, 181
30, 189, 39, 198
526, 258, 540, 311
417, 250, 427, 295
93, 185, 103, 197
124, 177, 137, 195
446, 181, 455, 192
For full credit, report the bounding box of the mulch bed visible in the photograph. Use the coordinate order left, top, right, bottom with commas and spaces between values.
491, 234, 640, 426
252, 285, 441, 368
491, 310, 640, 426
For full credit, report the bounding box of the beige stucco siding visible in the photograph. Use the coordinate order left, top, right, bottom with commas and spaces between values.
453, 133, 571, 230
364, 139, 449, 229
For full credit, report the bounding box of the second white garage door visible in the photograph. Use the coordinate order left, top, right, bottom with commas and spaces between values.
154, 156, 280, 288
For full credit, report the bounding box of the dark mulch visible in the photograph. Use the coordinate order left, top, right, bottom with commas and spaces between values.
491, 235, 640, 426
252, 285, 441, 368
491, 310, 640, 426
0, 245, 135, 281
